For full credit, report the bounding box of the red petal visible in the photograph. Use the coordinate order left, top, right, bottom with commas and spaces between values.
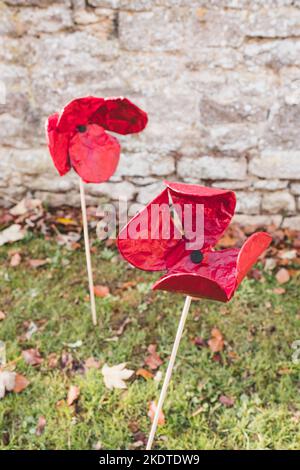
154, 248, 239, 301
45, 113, 70, 176
57, 97, 105, 133
56, 96, 148, 135
68, 124, 120, 183
166, 181, 236, 250
117, 188, 181, 271
236, 232, 272, 285
90, 97, 148, 135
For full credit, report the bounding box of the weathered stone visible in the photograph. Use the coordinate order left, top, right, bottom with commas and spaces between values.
17, 5, 73, 35
206, 124, 260, 155
282, 216, 300, 230
244, 40, 300, 68
249, 151, 300, 179
246, 7, 300, 38
262, 191, 296, 214
235, 192, 261, 214
116, 153, 175, 177
233, 214, 283, 227
178, 157, 247, 180
0, 147, 51, 175
87, 181, 137, 200
212, 180, 251, 190
291, 183, 300, 195
119, 9, 187, 52
88, 0, 119, 7
253, 179, 288, 190
136, 181, 164, 204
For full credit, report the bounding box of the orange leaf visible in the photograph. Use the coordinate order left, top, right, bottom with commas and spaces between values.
208, 327, 224, 353
10, 252, 21, 267
67, 385, 80, 406
22, 348, 43, 366
13, 374, 29, 393
93, 285, 110, 298
136, 368, 154, 380
36, 416, 46, 436
148, 401, 165, 426
144, 344, 163, 370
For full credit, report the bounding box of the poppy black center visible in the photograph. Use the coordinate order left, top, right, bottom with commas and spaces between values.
77, 125, 87, 133
190, 250, 203, 264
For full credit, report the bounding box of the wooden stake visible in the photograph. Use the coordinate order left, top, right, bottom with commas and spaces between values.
146, 295, 192, 450
79, 178, 97, 326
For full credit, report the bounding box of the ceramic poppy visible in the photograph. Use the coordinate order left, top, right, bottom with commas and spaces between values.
46, 96, 148, 183
117, 181, 272, 302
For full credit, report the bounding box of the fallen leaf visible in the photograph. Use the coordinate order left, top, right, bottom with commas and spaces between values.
279, 250, 297, 260
56, 217, 77, 226
67, 385, 80, 406
84, 357, 100, 369
22, 348, 43, 366
219, 395, 235, 407
47, 353, 59, 369
94, 285, 110, 298
148, 401, 165, 426
144, 344, 163, 370
208, 328, 224, 353
10, 252, 21, 267
13, 374, 29, 393
136, 368, 154, 380
276, 268, 290, 284
28, 259, 49, 268
64, 340, 82, 349
0, 311, 6, 321
9, 198, 41, 216
24, 321, 38, 340
102, 363, 134, 390
273, 287, 286, 295
264, 258, 277, 271
0, 224, 26, 246
0, 371, 16, 399
193, 336, 206, 348
36, 416, 46, 436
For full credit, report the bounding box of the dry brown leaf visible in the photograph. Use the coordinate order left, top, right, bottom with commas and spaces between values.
219, 395, 235, 407
276, 268, 290, 284
67, 385, 80, 406
144, 344, 163, 370
273, 287, 286, 295
136, 368, 154, 380
10, 252, 21, 267
208, 328, 224, 353
0, 311, 6, 321
84, 357, 101, 369
47, 353, 59, 369
94, 285, 110, 298
22, 348, 43, 366
36, 416, 46, 436
0, 224, 26, 246
28, 259, 49, 268
148, 401, 165, 425
13, 374, 29, 393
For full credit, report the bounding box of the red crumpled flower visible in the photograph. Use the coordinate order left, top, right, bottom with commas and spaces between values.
46, 96, 148, 183
117, 181, 272, 302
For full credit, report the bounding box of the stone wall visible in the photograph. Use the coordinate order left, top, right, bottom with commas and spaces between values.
0, 0, 300, 228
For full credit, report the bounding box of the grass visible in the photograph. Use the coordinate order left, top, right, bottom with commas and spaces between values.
0, 235, 299, 450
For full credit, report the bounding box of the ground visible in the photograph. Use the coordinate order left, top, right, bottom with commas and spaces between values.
0, 233, 299, 450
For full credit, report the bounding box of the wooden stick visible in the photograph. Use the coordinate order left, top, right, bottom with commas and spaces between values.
79, 178, 97, 326
146, 295, 192, 450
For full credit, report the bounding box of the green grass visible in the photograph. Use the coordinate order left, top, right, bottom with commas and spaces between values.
0, 236, 299, 450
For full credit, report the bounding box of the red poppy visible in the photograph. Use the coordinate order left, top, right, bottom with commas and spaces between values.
117, 181, 272, 302
46, 96, 148, 183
